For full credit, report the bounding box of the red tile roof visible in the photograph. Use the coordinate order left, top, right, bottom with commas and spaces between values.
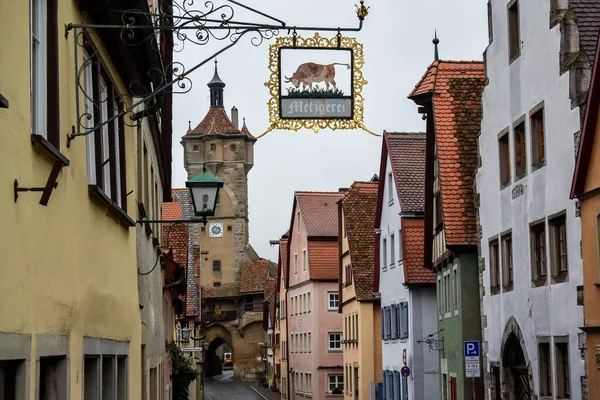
296, 192, 344, 237
385, 132, 427, 214
573, 15, 600, 197
402, 218, 435, 284
187, 107, 256, 140
571, 0, 600, 63
410, 61, 485, 246
340, 182, 378, 300
308, 241, 339, 281
240, 259, 274, 294
264, 277, 277, 302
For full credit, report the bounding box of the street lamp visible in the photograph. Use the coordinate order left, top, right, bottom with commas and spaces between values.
186, 164, 224, 225
136, 163, 223, 226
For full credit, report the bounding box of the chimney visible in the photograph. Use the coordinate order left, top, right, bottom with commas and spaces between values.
231, 106, 239, 129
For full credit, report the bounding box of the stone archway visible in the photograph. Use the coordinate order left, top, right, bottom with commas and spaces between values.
204, 324, 233, 378
500, 317, 535, 400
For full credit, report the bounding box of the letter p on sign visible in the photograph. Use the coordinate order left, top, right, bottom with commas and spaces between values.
464, 341, 480, 357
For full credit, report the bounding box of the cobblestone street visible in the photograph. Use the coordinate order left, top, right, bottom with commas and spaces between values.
204, 371, 279, 400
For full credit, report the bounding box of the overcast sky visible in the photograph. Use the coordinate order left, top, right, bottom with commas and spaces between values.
172, 0, 488, 261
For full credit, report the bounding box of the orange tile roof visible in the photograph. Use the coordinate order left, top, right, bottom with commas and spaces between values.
296, 192, 344, 237
264, 277, 277, 302
386, 132, 427, 213
240, 259, 275, 294
340, 182, 378, 300
308, 241, 339, 281
402, 218, 435, 284
162, 198, 182, 220
410, 60, 485, 246
187, 107, 255, 140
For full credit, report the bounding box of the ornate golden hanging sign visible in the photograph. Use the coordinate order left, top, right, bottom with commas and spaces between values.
259, 32, 376, 138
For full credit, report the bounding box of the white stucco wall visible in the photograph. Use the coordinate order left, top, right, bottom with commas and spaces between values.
478, 0, 584, 398
379, 155, 439, 399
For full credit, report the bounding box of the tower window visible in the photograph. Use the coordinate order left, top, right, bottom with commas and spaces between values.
193, 145, 198, 151
230, 144, 237, 152
227, 225, 232, 232
210, 143, 216, 151
213, 282, 221, 287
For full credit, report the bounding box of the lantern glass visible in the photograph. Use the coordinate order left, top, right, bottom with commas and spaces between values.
190, 185, 219, 216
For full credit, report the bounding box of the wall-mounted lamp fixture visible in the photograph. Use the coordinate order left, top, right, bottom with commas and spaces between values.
137, 164, 223, 226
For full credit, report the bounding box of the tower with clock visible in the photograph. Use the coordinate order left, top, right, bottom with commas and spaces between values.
181, 60, 256, 286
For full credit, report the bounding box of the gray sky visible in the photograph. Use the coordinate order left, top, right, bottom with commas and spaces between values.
172, 0, 488, 262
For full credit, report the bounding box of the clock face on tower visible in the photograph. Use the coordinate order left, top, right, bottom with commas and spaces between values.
209, 222, 224, 238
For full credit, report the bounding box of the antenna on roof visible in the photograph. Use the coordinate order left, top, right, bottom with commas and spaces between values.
188, 120, 191, 130
433, 30, 440, 62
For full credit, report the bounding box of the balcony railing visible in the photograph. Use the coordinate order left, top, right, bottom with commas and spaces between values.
203, 310, 238, 323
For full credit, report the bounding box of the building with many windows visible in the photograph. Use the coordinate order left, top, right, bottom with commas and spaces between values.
409, 58, 485, 399
374, 132, 438, 400
285, 191, 344, 399
338, 180, 382, 400
0, 0, 172, 397
477, 1, 600, 398
275, 232, 290, 398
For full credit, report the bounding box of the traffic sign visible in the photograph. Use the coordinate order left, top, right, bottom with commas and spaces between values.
400, 366, 411, 378
464, 341, 480, 357
464, 341, 480, 378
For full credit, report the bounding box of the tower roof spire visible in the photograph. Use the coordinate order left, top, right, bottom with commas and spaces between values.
208, 59, 225, 88
433, 30, 440, 62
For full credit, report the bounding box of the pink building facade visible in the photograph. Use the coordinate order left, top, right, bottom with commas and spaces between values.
286, 192, 344, 399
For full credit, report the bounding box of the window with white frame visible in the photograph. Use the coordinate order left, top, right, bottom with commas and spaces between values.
388, 172, 394, 204
398, 229, 403, 262
382, 238, 388, 270
303, 249, 307, 271
294, 254, 298, 274
390, 233, 396, 266
328, 374, 344, 394
30, 0, 48, 138
327, 333, 342, 351
390, 304, 398, 339
82, 42, 128, 212
327, 292, 339, 311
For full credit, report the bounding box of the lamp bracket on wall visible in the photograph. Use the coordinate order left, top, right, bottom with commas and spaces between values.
14, 161, 64, 206
136, 217, 208, 225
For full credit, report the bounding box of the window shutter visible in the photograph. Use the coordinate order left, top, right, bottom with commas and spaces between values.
388, 371, 394, 400
396, 304, 401, 339
384, 306, 390, 340
381, 309, 385, 340
382, 371, 387, 400
394, 371, 400, 400
390, 304, 396, 339
401, 302, 409, 339
402, 376, 408, 400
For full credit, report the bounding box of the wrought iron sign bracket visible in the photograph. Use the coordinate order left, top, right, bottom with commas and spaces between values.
65, 0, 369, 143
14, 161, 64, 206
417, 329, 444, 352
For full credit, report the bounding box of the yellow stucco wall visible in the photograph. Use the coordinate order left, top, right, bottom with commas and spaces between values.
340, 212, 382, 399
0, 1, 141, 398
580, 99, 600, 400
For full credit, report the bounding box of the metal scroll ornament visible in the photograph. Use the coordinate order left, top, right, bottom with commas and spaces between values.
260, 33, 376, 138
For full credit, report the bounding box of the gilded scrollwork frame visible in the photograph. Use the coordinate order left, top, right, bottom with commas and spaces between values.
259, 32, 377, 138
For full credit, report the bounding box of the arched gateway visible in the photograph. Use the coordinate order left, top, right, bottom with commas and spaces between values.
500, 317, 534, 400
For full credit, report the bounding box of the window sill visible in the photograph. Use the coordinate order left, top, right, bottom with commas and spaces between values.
490, 286, 501, 296
551, 270, 569, 285
389, 263, 395, 269
502, 283, 514, 293
88, 185, 134, 229
531, 161, 546, 172
388, 199, 394, 206
515, 171, 527, 181
0, 92, 8, 108
500, 181, 511, 190
31, 134, 70, 167
531, 276, 548, 288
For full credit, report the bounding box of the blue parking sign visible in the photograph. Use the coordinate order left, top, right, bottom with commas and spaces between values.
464, 341, 480, 357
